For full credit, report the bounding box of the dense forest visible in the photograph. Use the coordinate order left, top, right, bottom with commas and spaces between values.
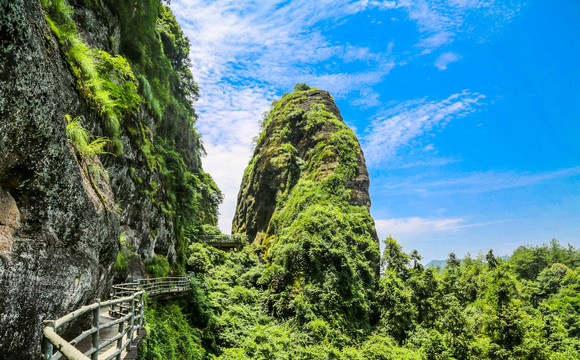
141, 238, 580, 359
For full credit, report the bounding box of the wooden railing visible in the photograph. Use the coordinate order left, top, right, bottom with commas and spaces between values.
41, 276, 190, 360
199, 235, 245, 249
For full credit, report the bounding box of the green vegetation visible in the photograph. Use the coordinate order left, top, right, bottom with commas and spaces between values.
238, 87, 380, 335
142, 88, 580, 359
146, 255, 171, 278
42, 0, 142, 154
113, 232, 136, 282
65, 115, 110, 158
185, 244, 415, 359
139, 301, 205, 360
294, 82, 314, 91
65, 114, 112, 205
114, 233, 131, 268
43, 0, 222, 271
141, 238, 580, 359
102, 0, 223, 262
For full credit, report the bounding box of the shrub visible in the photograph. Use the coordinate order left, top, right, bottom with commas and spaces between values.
294, 82, 312, 91
139, 302, 205, 360
146, 255, 170, 278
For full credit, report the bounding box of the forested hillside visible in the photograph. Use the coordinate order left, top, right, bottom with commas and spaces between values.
143, 237, 580, 359
141, 86, 580, 359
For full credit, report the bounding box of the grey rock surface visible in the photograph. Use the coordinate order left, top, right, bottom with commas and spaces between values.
0, 1, 177, 357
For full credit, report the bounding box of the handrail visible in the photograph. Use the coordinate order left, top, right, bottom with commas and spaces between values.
42, 276, 190, 360
198, 234, 246, 244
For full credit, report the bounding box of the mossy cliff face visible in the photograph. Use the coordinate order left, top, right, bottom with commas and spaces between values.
0, 0, 220, 357
233, 89, 373, 241
0, 1, 120, 357
233, 88, 380, 333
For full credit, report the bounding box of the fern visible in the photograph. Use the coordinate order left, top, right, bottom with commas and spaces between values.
65, 115, 110, 157
43, 0, 141, 155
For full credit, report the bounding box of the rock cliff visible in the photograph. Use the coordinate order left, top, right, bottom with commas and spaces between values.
0, 0, 220, 357
233, 88, 373, 242
233, 86, 380, 332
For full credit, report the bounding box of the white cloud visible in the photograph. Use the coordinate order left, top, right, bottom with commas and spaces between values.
376, 167, 580, 195
375, 216, 496, 238
172, 0, 387, 88
304, 69, 393, 99
434, 51, 460, 70
201, 144, 253, 232
195, 82, 272, 233
362, 91, 485, 166
369, 0, 523, 52
369, 1, 398, 10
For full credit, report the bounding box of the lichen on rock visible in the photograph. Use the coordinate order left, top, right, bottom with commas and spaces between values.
0, 0, 220, 357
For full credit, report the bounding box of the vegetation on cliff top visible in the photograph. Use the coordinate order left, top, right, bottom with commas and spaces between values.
234, 86, 380, 335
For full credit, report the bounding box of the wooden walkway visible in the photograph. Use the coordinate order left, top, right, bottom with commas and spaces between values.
41, 276, 190, 360
74, 308, 146, 360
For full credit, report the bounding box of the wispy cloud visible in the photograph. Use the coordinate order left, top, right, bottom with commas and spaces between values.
370, 0, 523, 52
172, 0, 388, 90
435, 51, 460, 70
376, 167, 580, 195
388, 157, 461, 169
169, 0, 523, 232
375, 216, 501, 237
362, 91, 485, 166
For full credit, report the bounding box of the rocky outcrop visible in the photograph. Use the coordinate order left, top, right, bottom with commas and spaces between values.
0, 1, 182, 357
233, 88, 374, 243
232, 87, 380, 332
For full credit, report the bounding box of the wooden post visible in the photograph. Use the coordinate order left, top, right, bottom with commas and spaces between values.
138, 292, 144, 335
110, 287, 115, 317
91, 298, 100, 360
42, 320, 55, 360
127, 295, 135, 351
115, 316, 124, 360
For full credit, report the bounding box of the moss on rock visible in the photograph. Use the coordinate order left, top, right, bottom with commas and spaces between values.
233, 86, 379, 335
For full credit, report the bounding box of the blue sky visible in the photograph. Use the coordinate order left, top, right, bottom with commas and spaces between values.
170, 0, 580, 262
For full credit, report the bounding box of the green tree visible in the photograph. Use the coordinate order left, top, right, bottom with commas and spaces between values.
377, 269, 417, 342
411, 249, 424, 272
382, 236, 410, 280
408, 268, 440, 327
483, 267, 525, 359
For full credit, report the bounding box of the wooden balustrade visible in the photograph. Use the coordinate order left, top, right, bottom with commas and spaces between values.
41, 276, 190, 360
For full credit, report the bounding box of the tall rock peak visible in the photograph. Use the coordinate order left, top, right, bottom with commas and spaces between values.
233, 88, 374, 243
233, 86, 379, 331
